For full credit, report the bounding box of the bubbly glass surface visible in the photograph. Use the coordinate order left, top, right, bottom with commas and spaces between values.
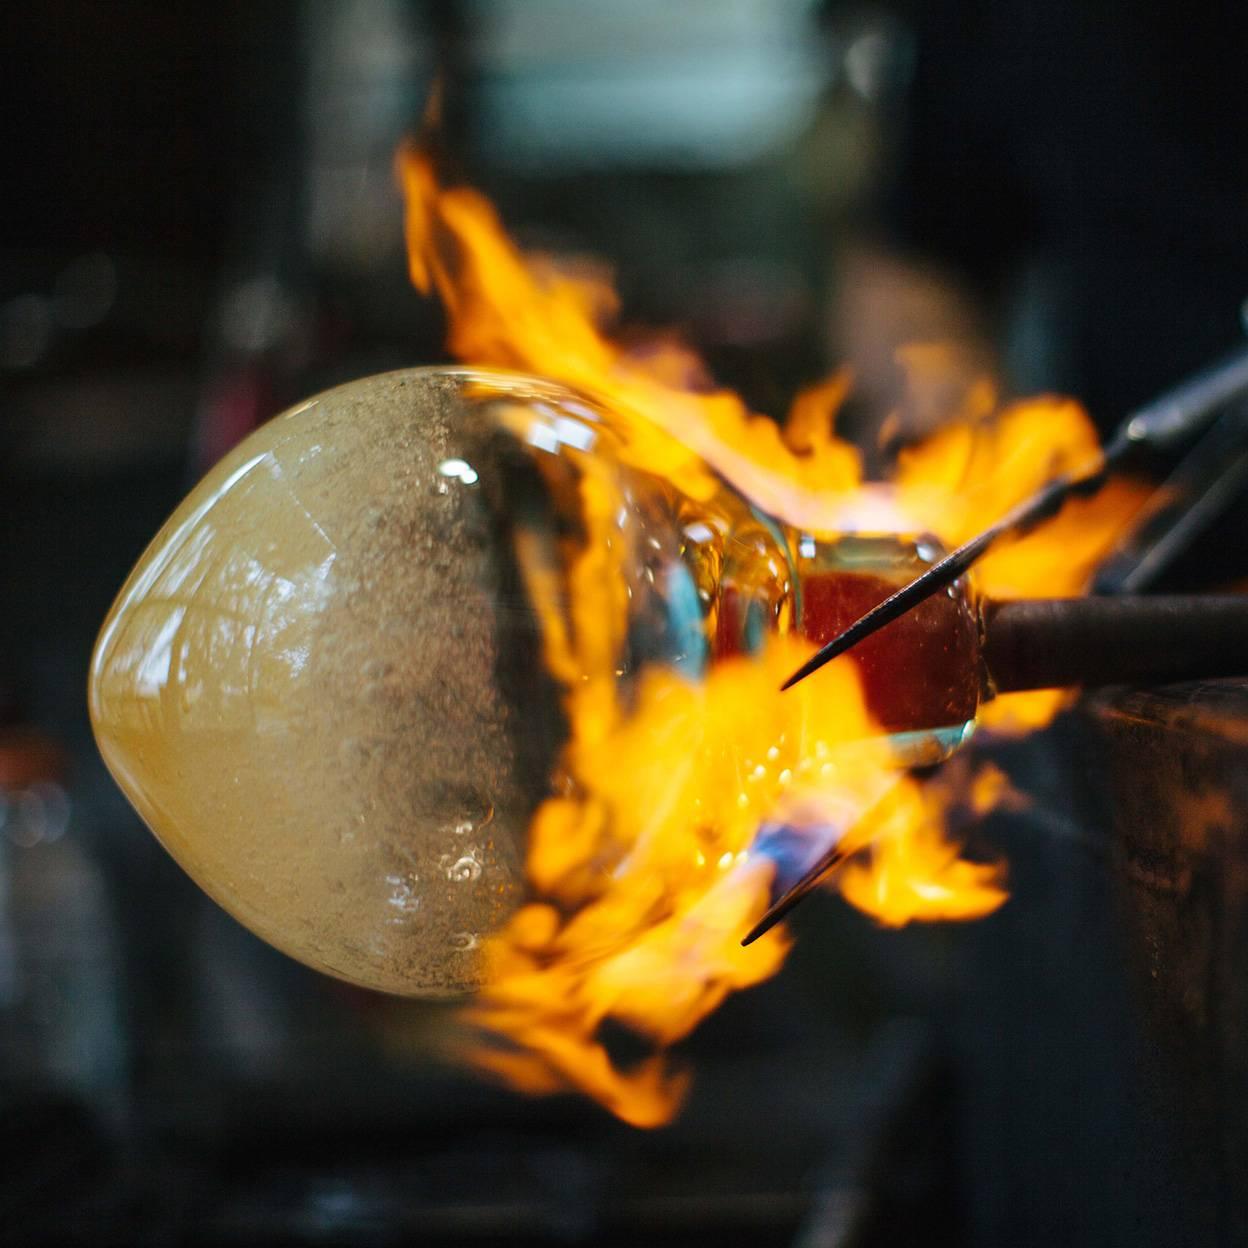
89, 370, 557, 994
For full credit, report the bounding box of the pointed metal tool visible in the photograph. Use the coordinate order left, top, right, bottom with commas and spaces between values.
741, 841, 847, 947
779, 345, 1248, 693
749, 592, 1248, 945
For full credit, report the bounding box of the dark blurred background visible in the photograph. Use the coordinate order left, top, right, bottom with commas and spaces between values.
4, 2, 1248, 1244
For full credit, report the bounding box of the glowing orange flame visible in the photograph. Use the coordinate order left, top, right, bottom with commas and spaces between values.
396, 142, 1144, 1124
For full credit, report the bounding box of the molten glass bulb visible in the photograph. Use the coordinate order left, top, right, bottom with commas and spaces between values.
91, 367, 980, 996
90, 370, 550, 995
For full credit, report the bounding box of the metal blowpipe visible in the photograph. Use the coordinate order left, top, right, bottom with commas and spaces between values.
779, 344, 1248, 693
745, 593, 1248, 946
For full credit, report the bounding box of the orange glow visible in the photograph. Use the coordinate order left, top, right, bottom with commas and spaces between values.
396, 142, 1145, 1124
894, 393, 1144, 599
838, 775, 1007, 926
462, 643, 953, 1127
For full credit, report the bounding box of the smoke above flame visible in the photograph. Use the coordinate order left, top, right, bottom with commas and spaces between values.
396, 141, 1144, 1125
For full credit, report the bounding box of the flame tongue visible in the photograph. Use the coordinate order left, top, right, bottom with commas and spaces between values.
396, 144, 1145, 1124
462, 648, 917, 1128
398, 143, 873, 534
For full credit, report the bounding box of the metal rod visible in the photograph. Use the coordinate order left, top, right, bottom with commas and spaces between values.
984, 595, 1248, 692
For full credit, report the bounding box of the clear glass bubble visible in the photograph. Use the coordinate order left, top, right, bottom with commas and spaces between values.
89, 367, 980, 997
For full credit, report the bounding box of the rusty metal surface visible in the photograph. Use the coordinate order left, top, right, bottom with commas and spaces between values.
1085, 679, 1248, 1244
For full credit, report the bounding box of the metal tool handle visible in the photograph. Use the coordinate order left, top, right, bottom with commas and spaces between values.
983, 595, 1248, 693
1094, 405, 1248, 594
1121, 345, 1248, 451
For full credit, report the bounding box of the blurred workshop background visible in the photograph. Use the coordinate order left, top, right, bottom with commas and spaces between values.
4, 2, 1248, 1245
